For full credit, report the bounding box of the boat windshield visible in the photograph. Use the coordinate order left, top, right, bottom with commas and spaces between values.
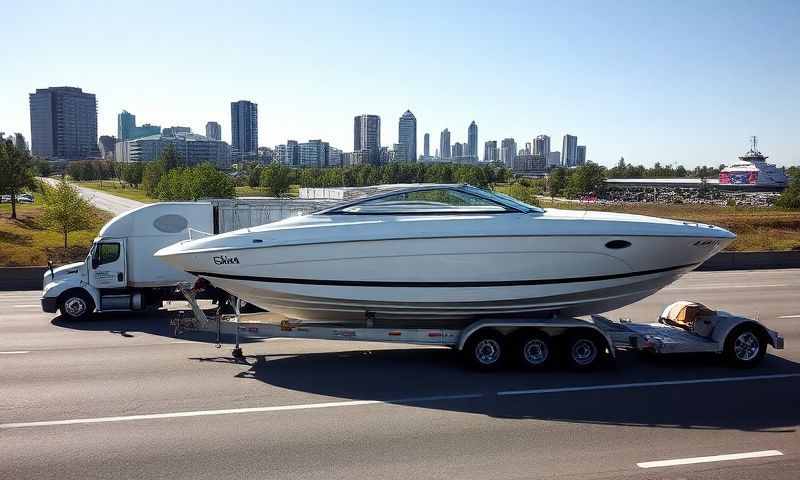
462, 186, 544, 213
332, 187, 514, 214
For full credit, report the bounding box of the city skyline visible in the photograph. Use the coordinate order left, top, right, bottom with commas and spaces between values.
1, 1, 798, 167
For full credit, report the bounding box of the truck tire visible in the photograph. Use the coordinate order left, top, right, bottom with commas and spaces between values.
724, 324, 767, 368
514, 330, 553, 370
463, 329, 506, 371
564, 331, 607, 371
59, 290, 95, 321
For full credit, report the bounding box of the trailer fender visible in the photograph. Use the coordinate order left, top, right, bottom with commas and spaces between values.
456, 320, 616, 358
710, 317, 773, 350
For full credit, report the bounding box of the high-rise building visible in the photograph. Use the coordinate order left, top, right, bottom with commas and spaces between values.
576, 145, 587, 166
484, 140, 498, 162
512, 154, 547, 173
423, 133, 430, 157
29, 86, 99, 159
286, 140, 299, 166
300, 139, 329, 167
547, 151, 561, 167
231, 100, 258, 161
452, 142, 464, 158
274, 144, 287, 164
118, 110, 136, 141
398, 110, 416, 162
440, 128, 451, 158
98, 135, 116, 160
500, 138, 517, 168
354, 114, 381, 164
533, 135, 551, 157
205, 121, 221, 141
117, 110, 160, 141
524, 142, 532, 155
392, 143, 409, 163
561, 134, 578, 167
467, 121, 478, 159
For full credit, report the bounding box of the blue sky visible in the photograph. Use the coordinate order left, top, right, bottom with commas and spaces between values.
1, 0, 798, 167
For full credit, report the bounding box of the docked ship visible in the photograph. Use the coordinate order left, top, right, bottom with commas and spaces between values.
719, 137, 788, 187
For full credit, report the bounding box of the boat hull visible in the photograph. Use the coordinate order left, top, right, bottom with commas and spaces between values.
169, 234, 727, 327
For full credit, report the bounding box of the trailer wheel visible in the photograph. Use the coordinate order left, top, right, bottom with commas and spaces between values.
564, 331, 607, 371
515, 330, 553, 370
59, 290, 95, 321
724, 325, 767, 368
463, 330, 506, 371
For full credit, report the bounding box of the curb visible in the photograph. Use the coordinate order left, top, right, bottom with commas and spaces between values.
1, 251, 799, 292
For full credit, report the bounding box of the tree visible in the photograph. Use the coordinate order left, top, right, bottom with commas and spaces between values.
260, 161, 292, 197
40, 179, 94, 251
0, 139, 36, 219
143, 144, 181, 196
156, 163, 235, 201
776, 170, 800, 209
564, 163, 607, 198
121, 162, 144, 188
548, 167, 568, 198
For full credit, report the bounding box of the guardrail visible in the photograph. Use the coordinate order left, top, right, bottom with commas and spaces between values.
1, 251, 799, 291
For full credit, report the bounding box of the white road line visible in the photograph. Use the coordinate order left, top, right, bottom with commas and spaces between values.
777, 314, 800, 319
0, 393, 482, 429
497, 373, 800, 396
0, 351, 30, 355
637, 450, 783, 469
12, 304, 39, 308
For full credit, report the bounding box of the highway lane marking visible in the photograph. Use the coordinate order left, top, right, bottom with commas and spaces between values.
0, 393, 482, 429
12, 304, 39, 308
777, 314, 800, 319
496, 373, 800, 396
0, 351, 30, 355
637, 450, 783, 469
4, 374, 800, 430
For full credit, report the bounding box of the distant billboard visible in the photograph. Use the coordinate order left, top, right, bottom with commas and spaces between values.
719, 171, 757, 185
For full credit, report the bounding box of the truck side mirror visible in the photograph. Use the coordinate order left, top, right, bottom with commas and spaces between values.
91, 255, 99, 270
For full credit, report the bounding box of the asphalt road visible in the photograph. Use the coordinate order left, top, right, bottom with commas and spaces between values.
40, 177, 144, 215
2, 269, 799, 479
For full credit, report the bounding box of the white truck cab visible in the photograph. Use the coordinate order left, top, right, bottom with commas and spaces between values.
41, 197, 334, 320
41, 203, 214, 320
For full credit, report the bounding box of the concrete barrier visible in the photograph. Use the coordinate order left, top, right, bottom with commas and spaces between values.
1, 251, 799, 291
0, 266, 45, 291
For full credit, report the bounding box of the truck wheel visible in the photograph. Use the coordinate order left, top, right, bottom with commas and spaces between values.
724, 325, 766, 368
515, 330, 553, 370
59, 291, 95, 321
463, 330, 506, 371
565, 331, 607, 371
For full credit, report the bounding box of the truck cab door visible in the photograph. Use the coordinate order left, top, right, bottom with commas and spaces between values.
89, 239, 127, 289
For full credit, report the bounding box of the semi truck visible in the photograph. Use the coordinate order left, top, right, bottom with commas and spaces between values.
40, 198, 334, 320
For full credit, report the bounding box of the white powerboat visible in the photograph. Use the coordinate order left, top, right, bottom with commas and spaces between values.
155, 184, 735, 327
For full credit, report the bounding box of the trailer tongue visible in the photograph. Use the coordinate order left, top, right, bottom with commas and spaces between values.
171, 282, 783, 370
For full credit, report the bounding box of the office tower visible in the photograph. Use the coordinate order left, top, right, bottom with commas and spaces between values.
467, 121, 478, 159
512, 154, 547, 173
29, 86, 99, 159
533, 135, 551, 156
392, 143, 409, 163
98, 135, 116, 160
205, 121, 222, 141
299, 139, 329, 167
274, 144, 287, 164
576, 145, 587, 166
398, 110, 417, 161
118, 110, 136, 141
354, 114, 381, 164
547, 151, 561, 167
423, 132, 430, 157
286, 140, 299, 166
500, 138, 517, 168
115, 131, 231, 168
524, 142, 532, 155
562, 134, 578, 167
231, 100, 259, 160
453, 142, 464, 158
440, 128, 451, 158
484, 140, 498, 162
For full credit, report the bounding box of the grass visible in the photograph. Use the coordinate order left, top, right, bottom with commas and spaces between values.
75, 181, 302, 201
532, 197, 800, 252
76, 180, 156, 203
0, 198, 111, 267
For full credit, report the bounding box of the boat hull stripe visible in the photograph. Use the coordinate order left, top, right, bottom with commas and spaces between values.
187, 263, 698, 288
